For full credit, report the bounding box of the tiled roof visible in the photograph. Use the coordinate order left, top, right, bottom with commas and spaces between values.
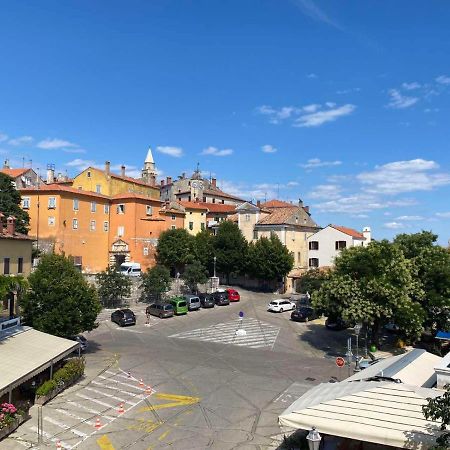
179, 201, 208, 211
1, 168, 32, 178
260, 199, 293, 208
112, 193, 162, 202
331, 224, 365, 239
20, 184, 110, 200
256, 206, 319, 228
203, 188, 244, 201
84, 167, 158, 189
200, 203, 236, 213
226, 213, 239, 223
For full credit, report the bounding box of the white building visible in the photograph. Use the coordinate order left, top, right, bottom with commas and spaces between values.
307, 224, 371, 268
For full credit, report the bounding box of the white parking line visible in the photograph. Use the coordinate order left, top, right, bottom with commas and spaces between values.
29, 426, 73, 449
44, 416, 88, 437
66, 401, 115, 421
100, 374, 146, 392
55, 408, 95, 426
76, 393, 116, 410
84, 386, 138, 405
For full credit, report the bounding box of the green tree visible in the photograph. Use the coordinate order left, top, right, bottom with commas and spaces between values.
183, 260, 208, 293
156, 228, 194, 273
140, 265, 171, 303
312, 240, 425, 344
21, 254, 101, 338
296, 268, 330, 294
423, 385, 450, 449
96, 267, 132, 308
394, 232, 450, 334
213, 221, 248, 283
0, 173, 30, 234
247, 235, 294, 281
193, 230, 215, 275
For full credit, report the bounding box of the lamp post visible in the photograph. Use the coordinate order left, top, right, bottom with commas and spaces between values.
306, 427, 322, 450
176, 272, 180, 295
213, 256, 216, 278
354, 323, 362, 371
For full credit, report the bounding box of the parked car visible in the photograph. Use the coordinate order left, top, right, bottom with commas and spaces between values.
267, 299, 296, 313
199, 293, 215, 308
169, 296, 188, 315
325, 317, 352, 331
359, 358, 385, 370
213, 291, 230, 306
185, 294, 201, 311
146, 303, 174, 319
111, 309, 136, 327
70, 335, 88, 351
119, 262, 141, 277
226, 289, 240, 302
291, 306, 319, 322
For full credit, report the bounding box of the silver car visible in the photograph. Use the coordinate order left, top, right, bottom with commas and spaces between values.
185, 295, 201, 311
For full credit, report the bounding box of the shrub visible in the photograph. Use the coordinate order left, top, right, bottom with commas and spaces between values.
36, 380, 57, 397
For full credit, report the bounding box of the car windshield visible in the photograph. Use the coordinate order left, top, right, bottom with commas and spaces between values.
269, 301, 279, 305
298, 307, 313, 313
178, 301, 187, 307
163, 304, 173, 310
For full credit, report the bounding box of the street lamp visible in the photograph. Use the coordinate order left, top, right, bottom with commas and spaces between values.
306, 427, 322, 450
213, 256, 217, 278
354, 323, 362, 371
176, 272, 180, 295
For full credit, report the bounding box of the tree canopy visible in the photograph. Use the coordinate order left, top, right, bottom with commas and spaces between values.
96, 267, 132, 308
193, 229, 215, 275
183, 260, 208, 293
296, 268, 330, 294
21, 254, 101, 338
423, 385, 450, 449
156, 228, 194, 273
0, 173, 30, 234
140, 264, 171, 303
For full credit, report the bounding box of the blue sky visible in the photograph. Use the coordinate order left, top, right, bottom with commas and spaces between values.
1, 0, 450, 243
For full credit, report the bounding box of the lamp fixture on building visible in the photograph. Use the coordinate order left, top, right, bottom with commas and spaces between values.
306, 427, 322, 450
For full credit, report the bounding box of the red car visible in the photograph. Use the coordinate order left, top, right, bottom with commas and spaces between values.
226, 289, 240, 302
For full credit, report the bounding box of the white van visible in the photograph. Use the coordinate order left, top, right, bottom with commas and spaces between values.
119, 262, 141, 277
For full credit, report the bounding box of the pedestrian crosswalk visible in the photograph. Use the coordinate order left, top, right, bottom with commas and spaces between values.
169, 317, 280, 349
21, 368, 155, 449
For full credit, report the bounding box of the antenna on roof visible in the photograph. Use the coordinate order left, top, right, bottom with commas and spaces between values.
29, 159, 32, 169
264, 192, 267, 203
22, 156, 25, 168
277, 183, 280, 198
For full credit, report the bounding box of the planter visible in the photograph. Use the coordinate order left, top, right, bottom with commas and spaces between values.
35, 374, 82, 406
0, 414, 28, 441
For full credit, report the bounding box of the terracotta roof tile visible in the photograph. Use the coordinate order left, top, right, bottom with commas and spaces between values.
179, 201, 208, 211
198, 202, 236, 213
1, 168, 32, 178
20, 184, 110, 200
260, 199, 294, 208
256, 206, 319, 228
331, 224, 365, 239
112, 193, 161, 202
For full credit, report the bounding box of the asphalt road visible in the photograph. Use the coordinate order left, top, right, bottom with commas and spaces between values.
5, 288, 351, 450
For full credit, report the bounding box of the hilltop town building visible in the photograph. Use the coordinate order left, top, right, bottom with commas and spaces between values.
1, 160, 41, 188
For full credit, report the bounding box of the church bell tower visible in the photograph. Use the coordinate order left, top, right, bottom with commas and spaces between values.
142, 147, 157, 186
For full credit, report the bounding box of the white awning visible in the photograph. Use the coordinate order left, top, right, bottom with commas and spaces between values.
0, 327, 79, 396
279, 381, 444, 449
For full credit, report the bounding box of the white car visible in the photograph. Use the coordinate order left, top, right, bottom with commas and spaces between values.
267, 299, 297, 313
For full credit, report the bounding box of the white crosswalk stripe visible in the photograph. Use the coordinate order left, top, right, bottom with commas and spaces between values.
26, 368, 155, 449
169, 317, 280, 349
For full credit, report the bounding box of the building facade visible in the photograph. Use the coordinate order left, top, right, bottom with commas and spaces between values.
179, 201, 208, 235
307, 224, 371, 268
1, 162, 41, 188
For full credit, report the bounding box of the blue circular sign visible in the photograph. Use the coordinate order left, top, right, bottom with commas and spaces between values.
239, 311, 244, 318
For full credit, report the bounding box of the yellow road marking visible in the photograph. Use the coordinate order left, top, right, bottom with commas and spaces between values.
139, 393, 200, 412
97, 435, 115, 450
158, 429, 171, 441
127, 418, 162, 433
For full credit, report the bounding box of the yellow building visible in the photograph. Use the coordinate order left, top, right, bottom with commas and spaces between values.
179, 201, 208, 235
73, 160, 159, 199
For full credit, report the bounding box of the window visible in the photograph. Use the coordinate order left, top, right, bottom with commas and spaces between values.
87, 171, 91, 178
117, 204, 125, 214
189, 211, 193, 215
96, 184, 101, 193
22, 197, 30, 209
48, 216, 55, 226
143, 247, 149, 256
73, 199, 79, 211
222, 200, 225, 204
18, 257, 23, 274
103, 221, 109, 232
203, 196, 206, 202
245, 214, 251, 221
3, 258, 10, 275
118, 226, 124, 237
215, 216, 220, 222
201, 223, 205, 230
309, 241, 319, 250
72, 219, 78, 230
91, 201, 97, 212
171, 225, 176, 230
253, 230, 258, 240
48, 197, 56, 209
309, 258, 319, 268
90, 220, 96, 231
171, 215, 176, 221
78, 186, 82, 190
335, 241, 347, 250
104, 204, 110, 214
212, 198, 216, 203
146, 205, 153, 216
201, 212, 204, 216
189, 222, 193, 230
297, 252, 301, 263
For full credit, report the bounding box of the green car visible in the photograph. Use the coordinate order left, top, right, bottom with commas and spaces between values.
170, 296, 188, 315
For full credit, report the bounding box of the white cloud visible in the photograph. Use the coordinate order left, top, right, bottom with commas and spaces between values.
302, 104, 321, 113
65, 159, 96, 171
436, 212, 450, 218
307, 73, 317, 79
256, 105, 298, 124
156, 146, 183, 158
386, 89, 418, 109
336, 87, 361, 95
37, 138, 78, 149
63, 148, 87, 154
300, 158, 342, 169
201, 146, 233, 157
357, 159, 450, 195
261, 144, 277, 153
325, 102, 336, 108
395, 215, 423, 221
424, 108, 439, 113
292, 0, 343, 30
308, 184, 342, 200
0, 133, 8, 143
8, 136, 34, 146
402, 82, 421, 90
294, 104, 356, 127
287, 181, 299, 187
436, 75, 450, 85
384, 221, 405, 230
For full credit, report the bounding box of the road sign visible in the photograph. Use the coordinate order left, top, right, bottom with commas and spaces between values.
335, 357, 345, 367
239, 311, 244, 318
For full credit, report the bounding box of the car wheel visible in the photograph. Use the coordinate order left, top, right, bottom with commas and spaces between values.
159, 313, 163, 319
305, 317, 309, 322
280, 308, 284, 313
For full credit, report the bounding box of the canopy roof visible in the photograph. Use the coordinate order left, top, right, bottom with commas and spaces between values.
279, 381, 443, 449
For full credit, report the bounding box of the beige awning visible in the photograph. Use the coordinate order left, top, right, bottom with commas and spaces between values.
0, 327, 79, 397
279, 381, 444, 449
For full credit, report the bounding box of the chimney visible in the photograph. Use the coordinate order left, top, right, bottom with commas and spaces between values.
105, 161, 111, 176
304, 206, 310, 213
298, 198, 304, 207
160, 179, 165, 187
3, 159, 10, 169
46, 163, 55, 184
212, 177, 217, 187
362, 227, 372, 246
166, 176, 172, 185
256, 200, 261, 207
6, 216, 16, 235
121, 165, 126, 177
